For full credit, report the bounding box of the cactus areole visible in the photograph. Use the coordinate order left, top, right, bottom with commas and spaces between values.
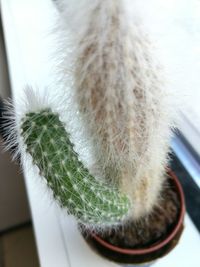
21, 109, 130, 226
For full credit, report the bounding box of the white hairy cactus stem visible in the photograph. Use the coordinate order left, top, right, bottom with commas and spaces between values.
58, 0, 174, 219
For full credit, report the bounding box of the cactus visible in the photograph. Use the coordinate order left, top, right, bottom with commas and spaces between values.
20, 108, 130, 225
58, 0, 174, 219
5, 1, 175, 229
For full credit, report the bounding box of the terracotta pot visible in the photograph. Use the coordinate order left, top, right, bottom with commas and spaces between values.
81, 169, 185, 266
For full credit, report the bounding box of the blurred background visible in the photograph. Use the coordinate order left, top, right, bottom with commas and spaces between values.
0, 0, 199, 267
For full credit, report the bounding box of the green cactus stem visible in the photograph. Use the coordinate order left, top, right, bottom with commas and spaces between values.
20, 109, 130, 225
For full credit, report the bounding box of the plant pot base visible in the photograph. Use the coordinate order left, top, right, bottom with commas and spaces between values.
80, 170, 185, 265
82, 223, 183, 264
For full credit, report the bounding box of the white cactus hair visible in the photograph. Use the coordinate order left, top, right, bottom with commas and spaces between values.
2, 86, 95, 170
2, 87, 56, 161
56, 0, 176, 219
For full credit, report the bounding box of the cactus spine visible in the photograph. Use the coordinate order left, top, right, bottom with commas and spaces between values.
20, 108, 130, 225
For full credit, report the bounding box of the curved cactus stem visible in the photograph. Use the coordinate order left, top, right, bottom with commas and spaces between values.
21, 109, 130, 225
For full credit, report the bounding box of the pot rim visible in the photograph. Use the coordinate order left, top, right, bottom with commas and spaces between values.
92, 169, 185, 255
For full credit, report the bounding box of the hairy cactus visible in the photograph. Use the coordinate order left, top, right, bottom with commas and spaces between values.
20, 108, 130, 225
58, 0, 174, 219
